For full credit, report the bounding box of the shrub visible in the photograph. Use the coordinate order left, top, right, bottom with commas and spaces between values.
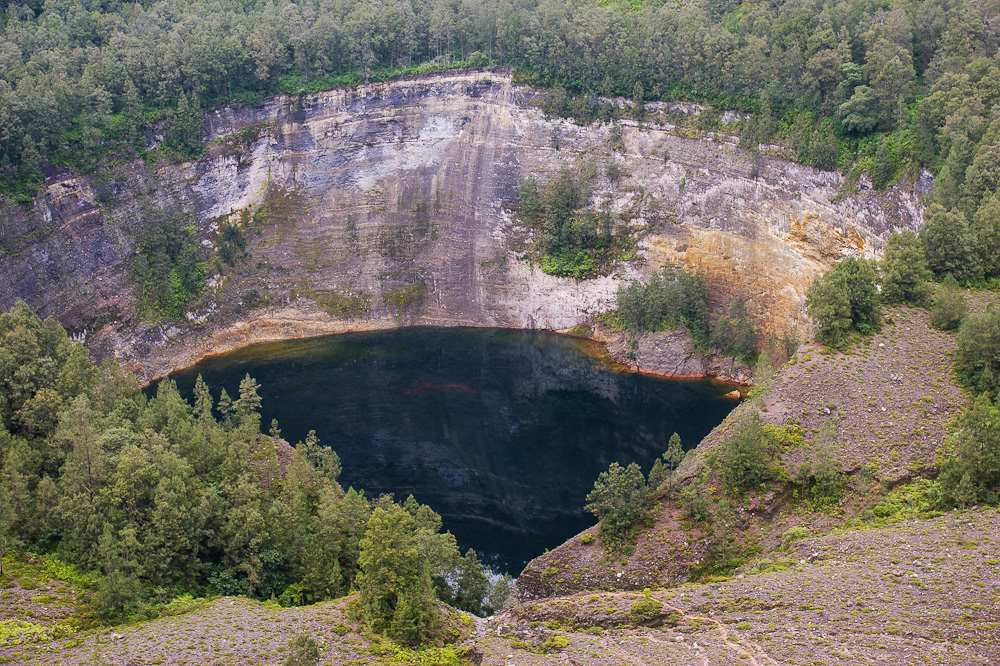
218, 221, 247, 266
579, 534, 594, 545
871, 478, 942, 519
539, 635, 571, 653
780, 527, 811, 551
929, 275, 967, 331
161, 594, 211, 617
17, 577, 38, 590
629, 592, 664, 623
283, 633, 321, 666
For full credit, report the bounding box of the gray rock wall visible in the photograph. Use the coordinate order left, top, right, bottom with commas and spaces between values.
0, 71, 926, 382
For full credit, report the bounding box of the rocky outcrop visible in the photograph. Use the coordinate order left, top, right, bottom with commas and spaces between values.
0, 70, 926, 381
592, 324, 753, 384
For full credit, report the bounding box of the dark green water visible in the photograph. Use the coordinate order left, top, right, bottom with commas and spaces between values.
169, 327, 737, 574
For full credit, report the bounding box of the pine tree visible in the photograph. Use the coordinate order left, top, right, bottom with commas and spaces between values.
451, 549, 489, 616
356, 505, 438, 644
167, 92, 204, 159
193, 375, 214, 422
721, 412, 772, 490
585, 462, 651, 546
217, 388, 234, 424
234, 374, 263, 429
810, 421, 841, 502
665, 432, 683, 490
648, 433, 683, 491
93, 525, 145, 621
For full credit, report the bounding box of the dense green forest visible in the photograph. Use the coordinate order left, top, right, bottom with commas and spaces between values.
0, 0, 999, 217
0, 302, 506, 642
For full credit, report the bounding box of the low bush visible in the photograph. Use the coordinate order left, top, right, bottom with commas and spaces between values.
629, 591, 663, 623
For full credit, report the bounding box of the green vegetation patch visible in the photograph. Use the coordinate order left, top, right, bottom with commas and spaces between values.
309, 289, 373, 318
516, 166, 635, 280
132, 205, 207, 320
384, 282, 429, 312
628, 591, 663, 623
0, 302, 508, 646
0, 620, 74, 647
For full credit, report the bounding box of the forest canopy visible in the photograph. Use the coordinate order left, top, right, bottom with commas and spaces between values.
0, 302, 506, 638
0, 0, 999, 211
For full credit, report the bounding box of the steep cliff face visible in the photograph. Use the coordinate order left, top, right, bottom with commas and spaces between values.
0, 71, 926, 381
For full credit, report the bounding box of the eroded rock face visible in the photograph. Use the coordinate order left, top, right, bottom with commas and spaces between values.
0, 70, 925, 381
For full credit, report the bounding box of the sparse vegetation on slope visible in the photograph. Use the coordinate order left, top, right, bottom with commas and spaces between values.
519, 293, 998, 601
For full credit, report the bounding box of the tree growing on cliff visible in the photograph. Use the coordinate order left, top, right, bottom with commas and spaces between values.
616, 265, 711, 349
585, 462, 651, 548
648, 433, 684, 492
711, 298, 759, 365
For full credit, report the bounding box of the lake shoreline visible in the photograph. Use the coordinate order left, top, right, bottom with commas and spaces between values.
126, 302, 752, 391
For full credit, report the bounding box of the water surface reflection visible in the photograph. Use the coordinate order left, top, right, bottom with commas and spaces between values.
170, 327, 737, 574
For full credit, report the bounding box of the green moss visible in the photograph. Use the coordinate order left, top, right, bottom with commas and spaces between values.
0, 620, 74, 647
